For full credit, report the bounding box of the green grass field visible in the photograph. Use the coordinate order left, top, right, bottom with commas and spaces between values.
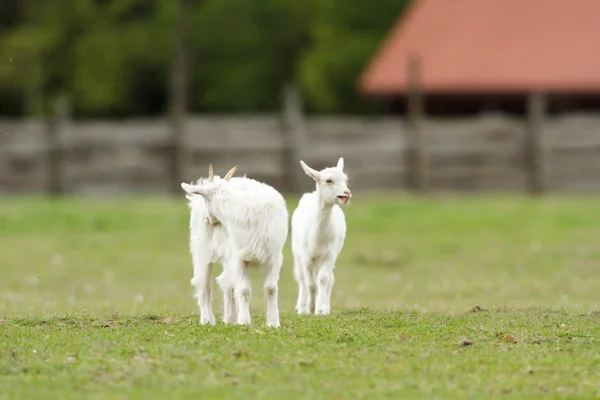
1, 193, 600, 399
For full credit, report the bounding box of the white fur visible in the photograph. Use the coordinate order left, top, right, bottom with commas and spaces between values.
183, 175, 266, 326
291, 157, 351, 315
182, 172, 289, 328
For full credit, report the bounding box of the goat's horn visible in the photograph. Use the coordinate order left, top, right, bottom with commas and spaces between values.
223, 166, 238, 181
208, 164, 214, 182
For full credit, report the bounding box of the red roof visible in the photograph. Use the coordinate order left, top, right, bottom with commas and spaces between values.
360, 0, 600, 95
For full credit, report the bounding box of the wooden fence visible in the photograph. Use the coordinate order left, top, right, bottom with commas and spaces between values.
1, 89, 600, 196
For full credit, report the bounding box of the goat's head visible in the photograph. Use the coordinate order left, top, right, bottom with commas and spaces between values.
300, 157, 351, 206
181, 164, 238, 200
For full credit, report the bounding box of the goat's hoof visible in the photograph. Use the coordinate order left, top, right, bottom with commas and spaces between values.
315, 308, 330, 315
200, 317, 216, 325
236, 311, 251, 325
266, 317, 280, 328
296, 304, 310, 315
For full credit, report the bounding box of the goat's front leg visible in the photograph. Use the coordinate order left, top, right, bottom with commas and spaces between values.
315, 259, 336, 315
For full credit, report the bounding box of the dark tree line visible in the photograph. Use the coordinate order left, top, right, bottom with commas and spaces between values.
0, 0, 410, 117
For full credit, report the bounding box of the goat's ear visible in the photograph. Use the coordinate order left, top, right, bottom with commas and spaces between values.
181, 182, 205, 196
181, 182, 194, 194
336, 157, 344, 171
299, 160, 320, 182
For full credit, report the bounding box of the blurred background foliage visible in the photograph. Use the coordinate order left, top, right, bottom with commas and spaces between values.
0, 0, 410, 117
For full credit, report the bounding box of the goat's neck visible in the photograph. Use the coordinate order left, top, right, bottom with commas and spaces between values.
204, 191, 253, 225
203, 196, 219, 220
314, 193, 335, 229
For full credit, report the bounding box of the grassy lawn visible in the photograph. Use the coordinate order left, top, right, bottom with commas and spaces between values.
1, 193, 600, 399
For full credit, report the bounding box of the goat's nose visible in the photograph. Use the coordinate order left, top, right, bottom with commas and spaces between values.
344, 189, 352, 197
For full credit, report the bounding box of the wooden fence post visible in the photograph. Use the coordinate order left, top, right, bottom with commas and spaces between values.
280, 83, 308, 193
406, 53, 428, 192
45, 93, 70, 196
525, 92, 548, 194
168, 0, 190, 194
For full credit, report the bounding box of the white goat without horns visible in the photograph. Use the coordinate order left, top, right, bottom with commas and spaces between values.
181, 165, 288, 328
291, 157, 351, 315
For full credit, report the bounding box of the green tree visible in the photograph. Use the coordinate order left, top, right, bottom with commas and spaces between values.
190, 0, 313, 112
299, 0, 410, 113
0, 0, 177, 117
0, 0, 414, 116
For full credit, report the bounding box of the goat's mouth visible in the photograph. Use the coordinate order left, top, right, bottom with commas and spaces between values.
337, 195, 350, 204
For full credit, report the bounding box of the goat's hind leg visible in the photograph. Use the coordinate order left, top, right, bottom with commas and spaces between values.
231, 259, 252, 325
315, 260, 335, 315
294, 257, 311, 315
190, 258, 216, 325
223, 286, 237, 324
309, 267, 317, 313
264, 254, 282, 328
216, 267, 238, 324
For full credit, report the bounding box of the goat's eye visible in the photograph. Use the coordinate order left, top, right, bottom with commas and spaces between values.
326, 179, 333, 184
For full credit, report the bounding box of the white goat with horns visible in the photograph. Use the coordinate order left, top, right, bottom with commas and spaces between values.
181, 165, 245, 325
181, 165, 288, 328
291, 157, 351, 315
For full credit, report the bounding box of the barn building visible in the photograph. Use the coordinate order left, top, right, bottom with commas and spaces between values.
359, 0, 600, 116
